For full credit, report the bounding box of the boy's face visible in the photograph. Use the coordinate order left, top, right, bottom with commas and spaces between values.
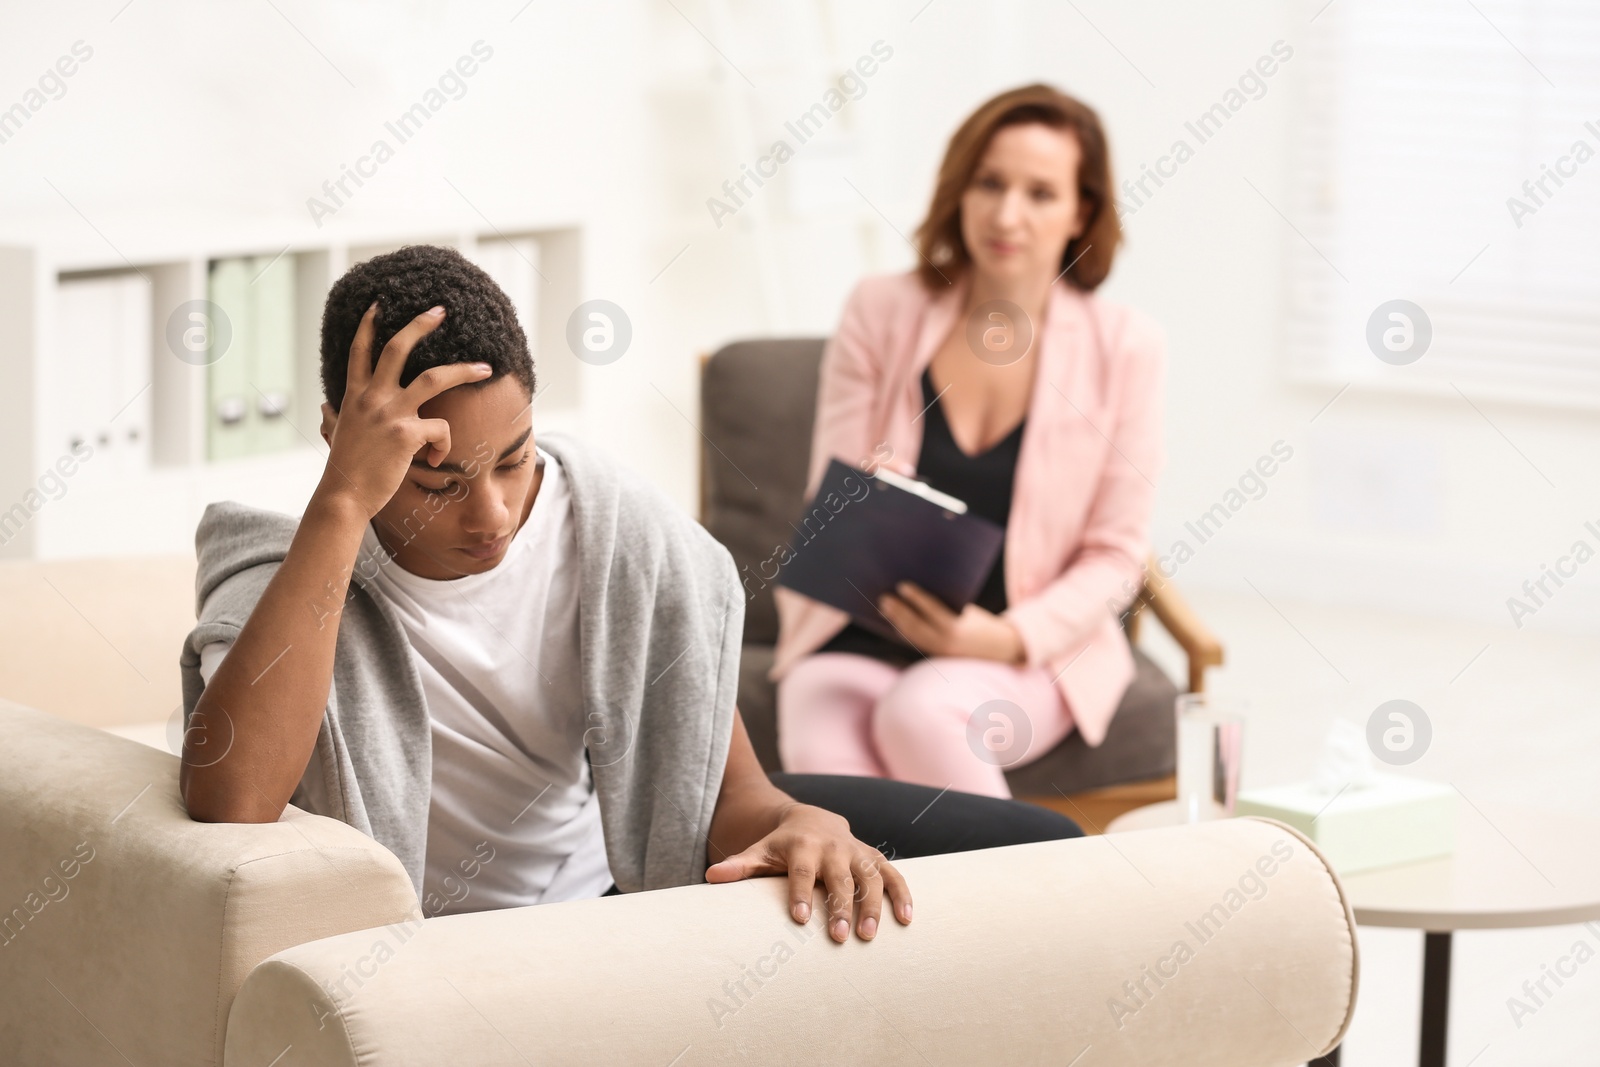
367, 374, 539, 580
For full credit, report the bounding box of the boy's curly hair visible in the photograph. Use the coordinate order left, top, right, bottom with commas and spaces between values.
319, 244, 536, 412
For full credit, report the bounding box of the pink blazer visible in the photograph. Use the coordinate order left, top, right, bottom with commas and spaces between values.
770, 270, 1167, 746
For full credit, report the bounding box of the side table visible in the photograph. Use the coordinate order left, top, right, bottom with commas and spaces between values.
1107, 801, 1600, 1067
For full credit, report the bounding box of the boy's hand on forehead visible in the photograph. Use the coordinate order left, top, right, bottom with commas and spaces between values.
317, 301, 492, 521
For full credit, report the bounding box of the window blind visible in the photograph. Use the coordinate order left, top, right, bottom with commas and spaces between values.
1286, 0, 1600, 406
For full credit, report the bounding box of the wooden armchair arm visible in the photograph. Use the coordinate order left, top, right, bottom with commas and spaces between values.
1128, 557, 1224, 693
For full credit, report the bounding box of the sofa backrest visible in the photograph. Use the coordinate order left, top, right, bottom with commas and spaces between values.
0, 553, 197, 729
699, 339, 827, 646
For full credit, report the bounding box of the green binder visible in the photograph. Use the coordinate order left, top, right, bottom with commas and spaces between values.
252, 255, 297, 455
206, 255, 297, 461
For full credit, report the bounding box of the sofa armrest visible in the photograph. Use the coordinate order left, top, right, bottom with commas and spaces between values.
226, 817, 1358, 1067
0, 700, 421, 1067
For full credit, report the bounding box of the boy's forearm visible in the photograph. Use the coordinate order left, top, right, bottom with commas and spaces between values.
181, 487, 370, 823
708, 781, 793, 864
706, 713, 795, 863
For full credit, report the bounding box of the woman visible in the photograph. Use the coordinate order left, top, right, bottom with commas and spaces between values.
771, 83, 1165, 799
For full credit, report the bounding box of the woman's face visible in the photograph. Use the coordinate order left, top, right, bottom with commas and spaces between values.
959, 122, 1086, 287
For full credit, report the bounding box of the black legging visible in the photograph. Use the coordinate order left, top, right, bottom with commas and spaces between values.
770, 773, 1082, 858
603, 774, 1080, 894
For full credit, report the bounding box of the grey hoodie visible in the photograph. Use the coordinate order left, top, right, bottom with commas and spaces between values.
178, 432, 743, 898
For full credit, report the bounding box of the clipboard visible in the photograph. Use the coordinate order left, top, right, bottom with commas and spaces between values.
774, 459, 1005, 639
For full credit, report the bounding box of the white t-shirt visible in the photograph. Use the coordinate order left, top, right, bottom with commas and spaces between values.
198, 447, 612, 914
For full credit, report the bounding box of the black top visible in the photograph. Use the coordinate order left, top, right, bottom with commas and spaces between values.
816, 367, 1026, 667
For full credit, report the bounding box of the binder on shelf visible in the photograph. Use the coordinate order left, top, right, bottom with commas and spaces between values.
206, 257, 253, 461
252, 254, 298, 456
52, 272, 152, 475
206, 254, 297, 462
473, 236, 540, 358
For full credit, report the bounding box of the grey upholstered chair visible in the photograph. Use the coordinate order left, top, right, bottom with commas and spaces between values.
699, 339, 1224, 830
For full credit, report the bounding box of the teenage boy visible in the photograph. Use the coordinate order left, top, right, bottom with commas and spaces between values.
178, 245, 1076, 942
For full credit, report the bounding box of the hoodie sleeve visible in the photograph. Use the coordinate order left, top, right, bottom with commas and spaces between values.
179, 502, 298, 726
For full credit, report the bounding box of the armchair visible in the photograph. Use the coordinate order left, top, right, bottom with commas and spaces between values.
699, 340, 1225, 830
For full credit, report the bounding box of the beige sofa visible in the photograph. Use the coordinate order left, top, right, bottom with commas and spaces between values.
2, 699, 1357, 1066
0, 555, 1358, 1065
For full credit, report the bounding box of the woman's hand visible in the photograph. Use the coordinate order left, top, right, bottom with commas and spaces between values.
877, 581, 1026, 663
316, 302, 493, 520
706, 802, 912, 943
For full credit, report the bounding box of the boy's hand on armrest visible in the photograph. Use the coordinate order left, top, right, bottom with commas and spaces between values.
706, 801, 912, 944
181, 302, 489, 824
705, 712, 912, 944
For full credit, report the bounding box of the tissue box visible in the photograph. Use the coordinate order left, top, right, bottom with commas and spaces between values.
1235, 774, 1456, 875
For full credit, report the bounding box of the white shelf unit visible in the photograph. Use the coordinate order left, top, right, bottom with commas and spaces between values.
0, 224, 585, 560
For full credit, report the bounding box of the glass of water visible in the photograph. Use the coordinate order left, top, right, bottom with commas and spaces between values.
1175, 693, 1245, 823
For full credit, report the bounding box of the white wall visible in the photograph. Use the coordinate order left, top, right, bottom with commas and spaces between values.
0, 0, 651, 548
645, 0, 1600, 638
3, 0, 1596, 636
